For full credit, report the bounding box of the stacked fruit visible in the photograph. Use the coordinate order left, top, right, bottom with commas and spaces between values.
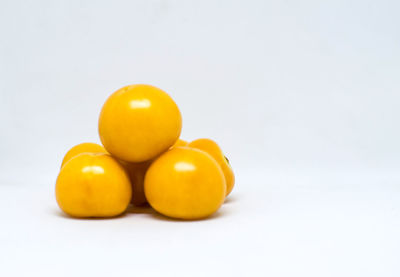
55, 84, 234, 220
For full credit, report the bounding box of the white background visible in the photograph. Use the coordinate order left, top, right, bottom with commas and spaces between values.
1, 0, 399, 276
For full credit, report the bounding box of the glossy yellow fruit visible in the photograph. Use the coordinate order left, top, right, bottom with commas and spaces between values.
188, 138, 235, 196
124, 161, 152, 206
61, 142, 107, 167
123, 139, 187, 204
145, 147, 226, 219
55, 153, 132, 218
172, 139, 188, 148
98, 84, 182, 162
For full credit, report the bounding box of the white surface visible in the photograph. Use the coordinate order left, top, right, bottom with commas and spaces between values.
0, 169, 399, 276
1, 0, 400, 276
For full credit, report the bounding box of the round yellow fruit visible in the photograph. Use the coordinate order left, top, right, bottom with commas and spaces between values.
124, 161, 152, 206
144, 147, 226, 220
55, 153, 132, 218
188, 138, 235, 196
171, 139, 188, 148
98, 84, 182, 162
61, 142, 107, 167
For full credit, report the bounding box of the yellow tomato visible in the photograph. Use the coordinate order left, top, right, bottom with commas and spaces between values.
124, 161, 152, 206
188, 139, 235, 197
123, 138, 187, 205
98, 84, 182, 162
171, 139, 188, 148
61, 142, 107, 167
55, 153, 132, 218
144, 147, 226, 219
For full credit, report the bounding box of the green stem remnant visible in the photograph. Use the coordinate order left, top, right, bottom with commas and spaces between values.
224, 156, 230, 164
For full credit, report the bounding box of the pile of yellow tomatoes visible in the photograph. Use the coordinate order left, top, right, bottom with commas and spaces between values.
55, 84, 235, 220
